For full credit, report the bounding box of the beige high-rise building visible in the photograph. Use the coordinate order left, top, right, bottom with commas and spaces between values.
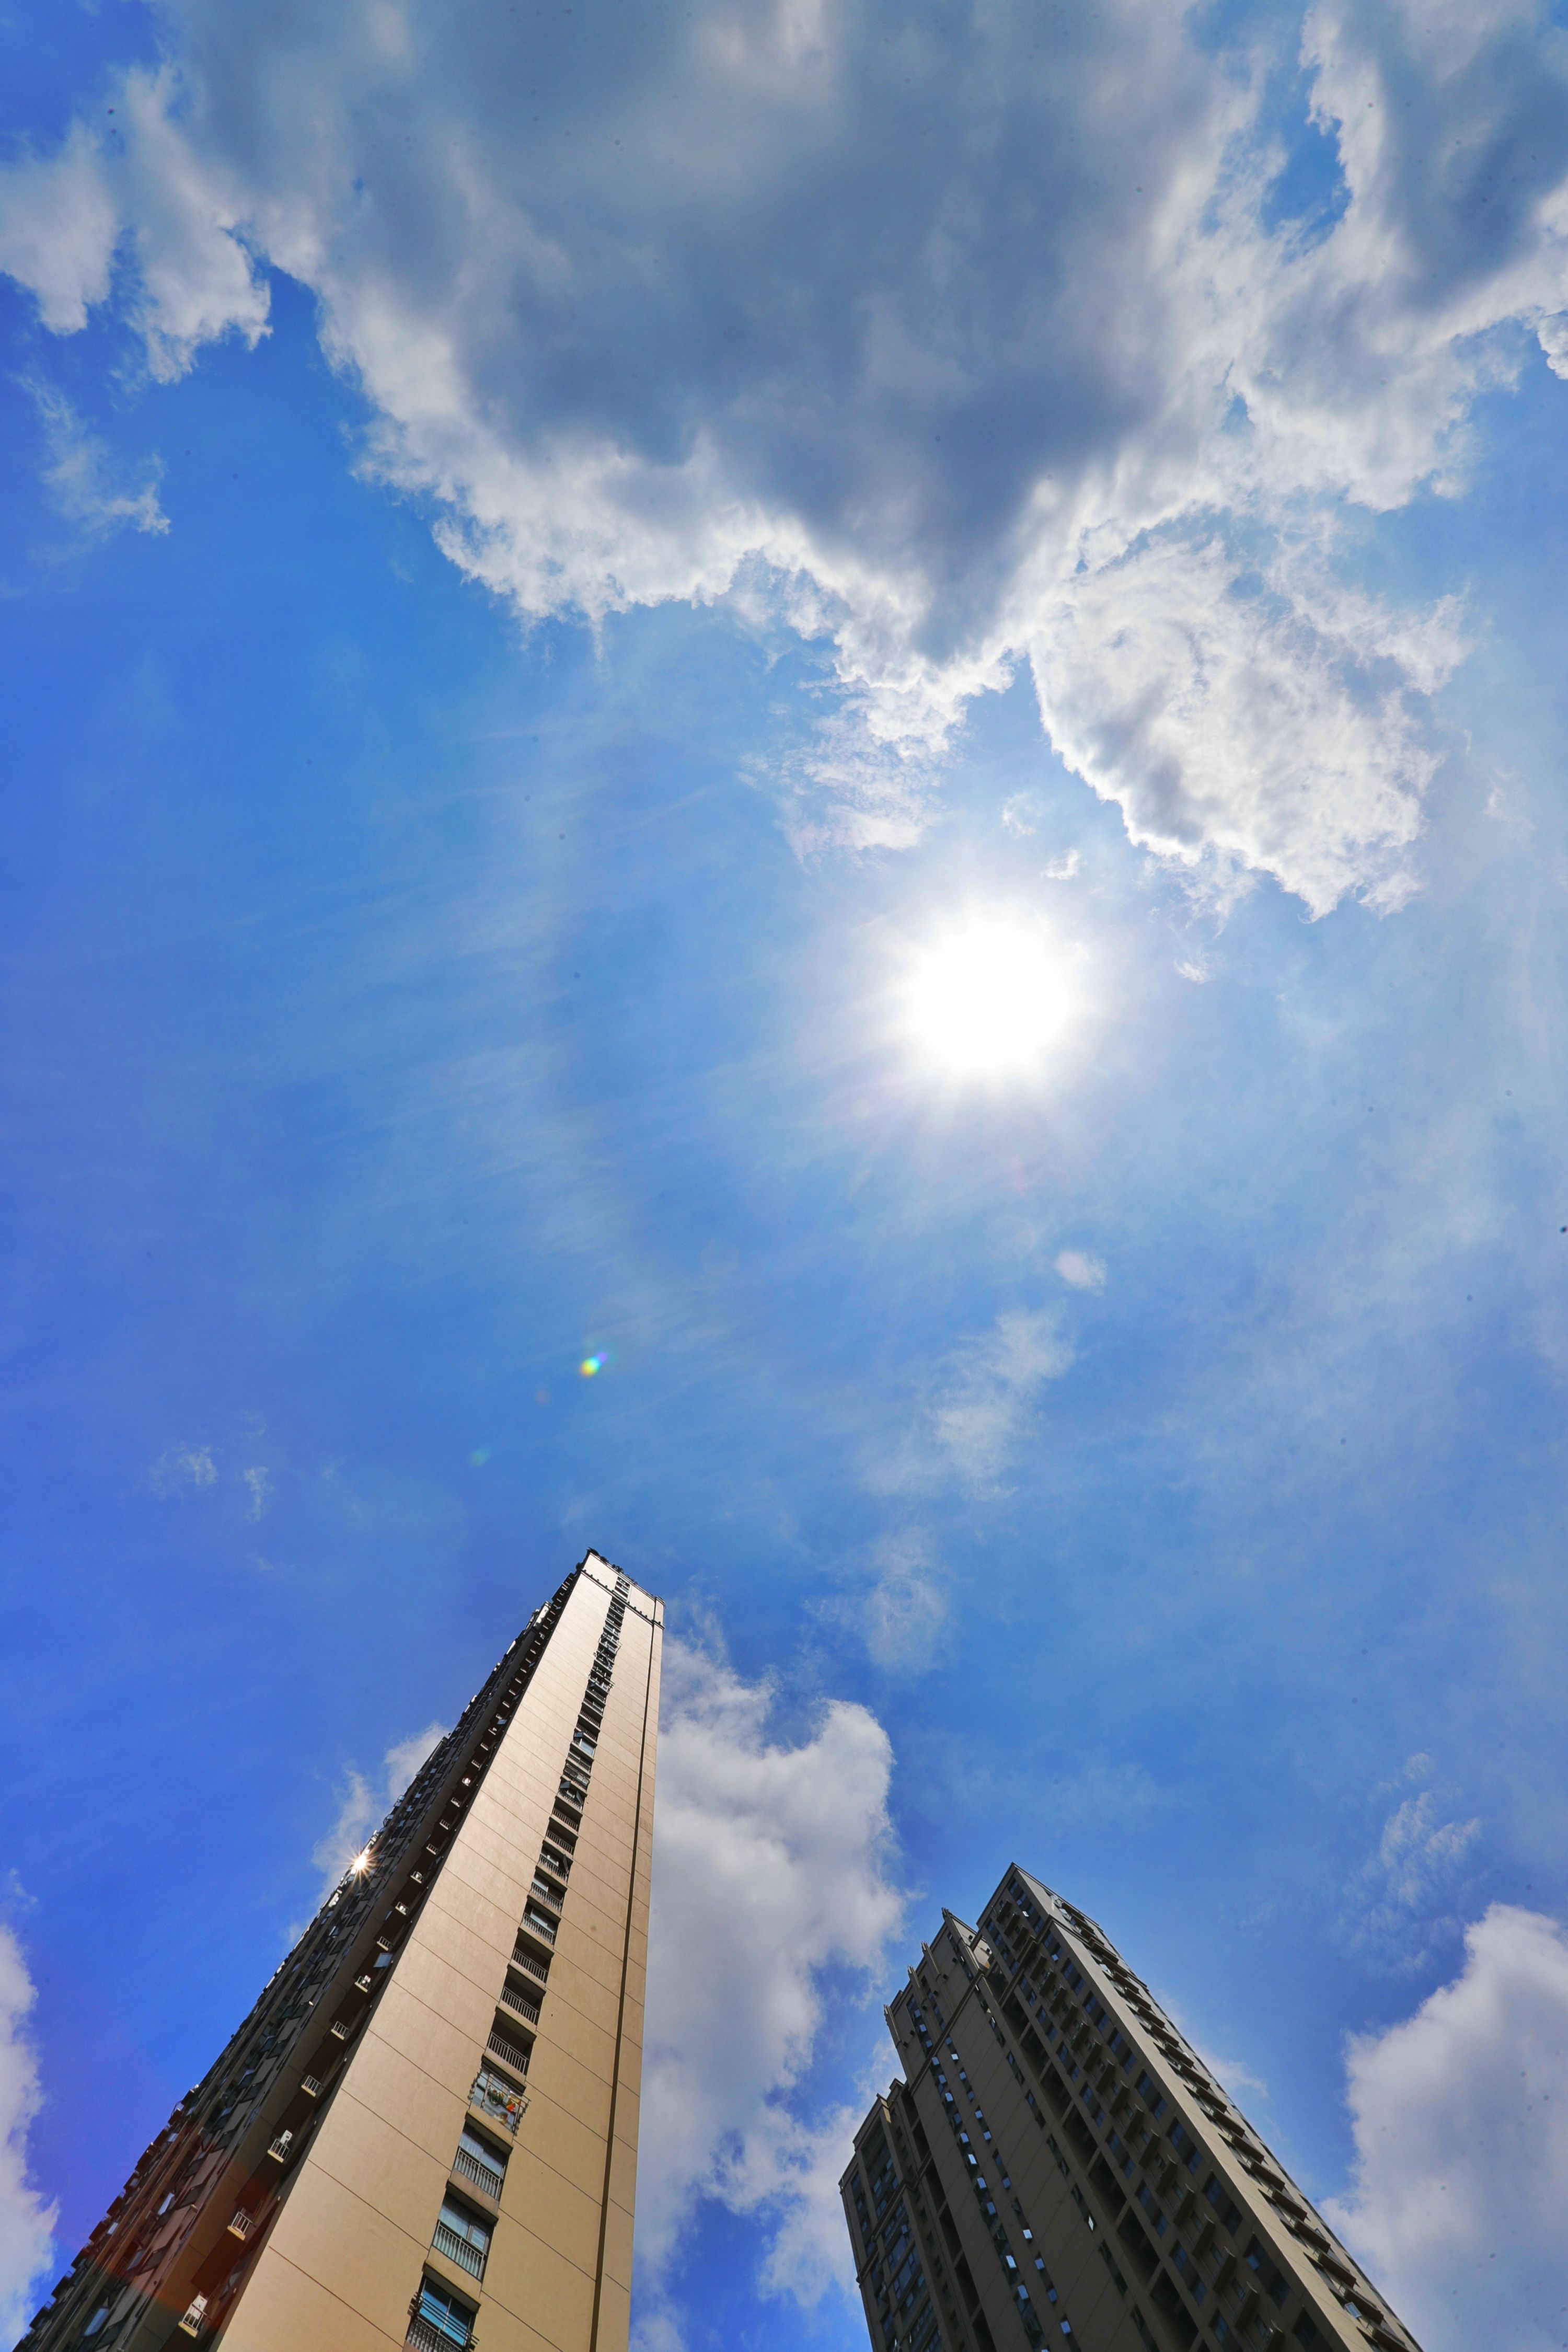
841, 1867, 1420, 2352
21, 1553, 661, 2352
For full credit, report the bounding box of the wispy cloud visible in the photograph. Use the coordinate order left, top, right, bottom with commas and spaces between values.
1054, 1249, 1105, 1292
0, 1927, 57, 2348
148, 1443, 217, 1496
821, 1529, 949, 1675
1342, 1761, 1482, 1972
29, 382, 167, 539
310, 1720, 447, 1898
885, 1307, 1073, 1493
240, 1466, 271, 1521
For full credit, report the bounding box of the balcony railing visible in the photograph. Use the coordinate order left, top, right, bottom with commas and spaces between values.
530, 1876, 563, 1912
522, 1907, 557, 1944
510, 1944, 549, 1984
470, 2069, 527, 2135
451, 2146, 505, 2197
433, 2220, 487, 2279
500, 1982, 540, 2026
406, 2316, 474, 2352
486, 2028, 531, 2077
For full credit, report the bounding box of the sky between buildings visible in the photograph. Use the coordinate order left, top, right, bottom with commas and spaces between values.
3, 3, 1568, 2349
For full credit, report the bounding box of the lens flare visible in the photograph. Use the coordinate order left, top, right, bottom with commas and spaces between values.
903, 914, 1078, 1077
579, 1355, 604, 1377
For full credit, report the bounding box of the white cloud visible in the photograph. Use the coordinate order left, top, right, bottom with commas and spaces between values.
1344, 1771, 1482, 1970
240, 1466, 271, 1521
822, 1529, 949, 1674
1324, 1905, 1568, 2352
1055, 1249, 1106, 1292
310, 1719, 447, 1897
908, 1307, 1073, 1491
0, 125, 117, 333
5, 0, 1568, 903
148, 1443, 217, 1496
28, 382, 168, 539
0, 1927, 57, 2348
638, 1640, 903, 2307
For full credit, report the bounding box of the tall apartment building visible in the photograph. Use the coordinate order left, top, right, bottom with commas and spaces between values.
841, 1868, 1420, 2352
20, 1552, 661, 2352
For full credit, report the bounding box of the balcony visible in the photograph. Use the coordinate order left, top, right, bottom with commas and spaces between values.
451, 2146, 504, 2198
522, 1907, 557, 1945
500, 1982, 540, 2027
510, 1943, 549, 1984
406, 2318, 474, 2352
470, 2069, 527, 2135
433, 2220, 486, 2279
486, 2027, 531, 2079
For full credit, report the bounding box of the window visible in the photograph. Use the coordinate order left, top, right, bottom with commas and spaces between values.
1244, 2238, 1289, 2308
433, 2190, 492, 2278
455, 2125, 508, 2194
1204, 2175, 1242, 2234
1168, 2123, 1201, 2173
416, 2274, 478, 2346
1171, 2243, 1205, 2302
1134, 2072, 1166, 2118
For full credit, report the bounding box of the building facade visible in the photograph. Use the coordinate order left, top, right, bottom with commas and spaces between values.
841, 1868, 1420, 2352
21, 1553, 661, 2352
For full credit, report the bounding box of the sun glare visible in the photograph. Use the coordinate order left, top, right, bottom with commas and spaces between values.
903, 914, 1078, 1078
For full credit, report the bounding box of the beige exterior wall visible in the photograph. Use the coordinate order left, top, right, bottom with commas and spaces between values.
222, 1557, 661, 2352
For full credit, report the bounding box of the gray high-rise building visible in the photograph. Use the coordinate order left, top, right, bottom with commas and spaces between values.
841, 1868, 1420, 2352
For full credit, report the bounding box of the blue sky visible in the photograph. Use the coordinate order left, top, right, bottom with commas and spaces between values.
5, 3, 1568, 2348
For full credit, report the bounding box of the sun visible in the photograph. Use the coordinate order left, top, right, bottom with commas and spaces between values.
902, 913, 1079, 1078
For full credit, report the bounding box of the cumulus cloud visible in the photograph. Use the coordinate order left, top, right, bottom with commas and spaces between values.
1055, 1249, 1106, 1291
310, 1718, 447, 1897
1344, 1768, 1483, 1971
0, 1927, 57, 2348
638, 1640, 903, 2305
148, 1442, 217, 1496
8, 0, 1568, 902
1325, 1905, 1568, 2352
